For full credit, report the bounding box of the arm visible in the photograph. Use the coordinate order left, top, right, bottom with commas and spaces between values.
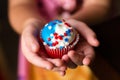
8, 0, 45, 34
8, 0, 67, 76
71, 0, 111, 25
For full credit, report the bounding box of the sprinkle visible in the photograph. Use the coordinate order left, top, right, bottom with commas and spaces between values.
43, 42, 47, 45
45, 23, 48, 27
58, 36, 63, 40
48, 38, 51, 41
64, 38, 69, 42
55, 36, 58, 39
67, 33, 71, 36
67, 29, 71, 33
66, 31, 70, 36
52, 43, 56, 46
55, 41, 58, 44
48, 26, 52, 30
64, 23, 71, 27
54, 33, 58, 36
50, 33, 53, 37
64, 33, 67, 36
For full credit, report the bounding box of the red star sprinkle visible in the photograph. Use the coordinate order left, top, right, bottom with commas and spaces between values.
59, 36, 63, 40
52, 43, 56, 46
64, 23, 71, 27
55, 41, 58, 44
54, 33, 58, 36
48, 38, 51, 41
64, 33, 67, 36
55, 36, 58, 39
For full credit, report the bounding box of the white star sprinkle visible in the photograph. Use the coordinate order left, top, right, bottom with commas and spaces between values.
48, 26, 52, 30
43, 42, 47, 45
50, 33, 53, 37
45, 23, 48, 27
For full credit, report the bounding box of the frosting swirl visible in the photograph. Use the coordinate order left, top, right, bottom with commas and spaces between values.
40, 20, 77, 49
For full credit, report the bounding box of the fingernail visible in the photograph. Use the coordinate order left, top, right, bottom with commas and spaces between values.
94, 38, 100, 46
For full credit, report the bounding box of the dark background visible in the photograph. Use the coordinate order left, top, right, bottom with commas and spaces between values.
0, 0, 18, 80
0, 0, 120, 80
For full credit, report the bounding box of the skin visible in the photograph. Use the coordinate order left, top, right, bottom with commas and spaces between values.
59, 0, 111, 24
8, 0, 110, 76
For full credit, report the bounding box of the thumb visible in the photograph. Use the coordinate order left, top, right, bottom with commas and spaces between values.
66, 19, 100, 47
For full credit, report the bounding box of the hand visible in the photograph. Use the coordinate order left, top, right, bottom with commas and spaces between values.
52, 0, 76, 12
61, 19, 99, 68
21, 19, 67, 76
60, 0, 110, 24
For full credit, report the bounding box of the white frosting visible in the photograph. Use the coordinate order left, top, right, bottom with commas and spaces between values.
48, 22, 77, 49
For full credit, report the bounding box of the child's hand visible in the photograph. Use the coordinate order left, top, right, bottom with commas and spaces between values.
21, 19, 67, 76
61, 19, 99, 68
60, 0, 110, 24
53, 0, 76, 12
62, 38, 95, 68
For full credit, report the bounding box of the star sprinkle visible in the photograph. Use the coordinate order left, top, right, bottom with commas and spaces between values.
64, 38, 69, 42
64, 23, 71, 27
41, 20, 76, 49
48, 26, 52, 30
47, 38, 51, 41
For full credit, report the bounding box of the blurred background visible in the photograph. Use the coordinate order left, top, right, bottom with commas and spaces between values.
0, 0, 120, 80
0, 0, 18, 80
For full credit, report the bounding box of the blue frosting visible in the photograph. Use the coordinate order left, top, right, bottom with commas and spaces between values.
41, 20, 62, 46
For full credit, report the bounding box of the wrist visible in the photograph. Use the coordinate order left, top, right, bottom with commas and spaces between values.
21, 18, 46, 34
24, 18, 46, 29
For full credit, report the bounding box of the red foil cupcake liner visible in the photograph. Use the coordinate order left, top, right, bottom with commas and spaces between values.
44, 34, 79, 58
45, 45, 73, 58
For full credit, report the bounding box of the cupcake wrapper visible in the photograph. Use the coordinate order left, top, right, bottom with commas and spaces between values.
45, 45, 73, 58
44, 33, 80, 58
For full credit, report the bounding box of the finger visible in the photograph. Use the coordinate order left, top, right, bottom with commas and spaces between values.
66, 19, 99, 47
67, 50, 84, 65
52, 68, 66, 76
83, 46, 95, 65
62, 54, 77, 68
22, 25, 40, 53
59, 71, 66, 76
21, 39, 54, 70
47, 58, 65, 67
52, 66, 67, 72
55, 71, 66, 76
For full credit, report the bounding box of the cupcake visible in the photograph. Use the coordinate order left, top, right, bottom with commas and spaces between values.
40, 20, 79, 58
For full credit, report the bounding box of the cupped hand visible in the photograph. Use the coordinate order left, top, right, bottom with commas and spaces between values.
62, 19, 99, 68
21, 19, 67, 76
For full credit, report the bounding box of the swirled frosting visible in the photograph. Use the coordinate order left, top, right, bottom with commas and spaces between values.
40, 20, 78, 49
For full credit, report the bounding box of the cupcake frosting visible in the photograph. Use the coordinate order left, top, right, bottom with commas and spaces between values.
40, 20, 78, 49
